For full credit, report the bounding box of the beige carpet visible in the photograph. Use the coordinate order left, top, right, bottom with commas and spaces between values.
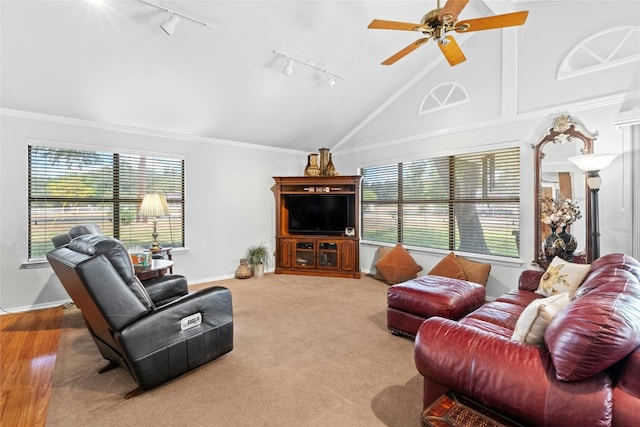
46, 274, 423, 426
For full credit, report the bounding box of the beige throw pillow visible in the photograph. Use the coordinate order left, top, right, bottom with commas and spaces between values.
511, 292, 571, 345
536, 257, 590, 297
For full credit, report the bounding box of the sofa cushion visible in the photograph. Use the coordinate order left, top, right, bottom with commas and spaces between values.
428, 252, 466, 280
536, 256, 590, 297
375, 244, 422, 285
457, 256, 491, 286
511, 292, 570, 345
545, 266, 640, 381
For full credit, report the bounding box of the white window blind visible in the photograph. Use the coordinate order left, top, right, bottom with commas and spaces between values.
361, 147, 520, 258
28, 145, 185, 260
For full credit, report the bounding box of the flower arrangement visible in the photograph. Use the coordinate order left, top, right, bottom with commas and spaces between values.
540, 198, 582, 229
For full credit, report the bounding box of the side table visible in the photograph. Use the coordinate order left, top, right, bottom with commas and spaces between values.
135, 259, 174, 281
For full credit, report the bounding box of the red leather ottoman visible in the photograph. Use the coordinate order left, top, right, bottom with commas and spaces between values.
387, 276, 486, 337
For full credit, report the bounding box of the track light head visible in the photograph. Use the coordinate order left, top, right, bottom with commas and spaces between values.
282, 58, 293, 77
160, 14, 180, 35
326, 74, 336, 88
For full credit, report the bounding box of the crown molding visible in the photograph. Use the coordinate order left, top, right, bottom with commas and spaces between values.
0, 108, 306, 155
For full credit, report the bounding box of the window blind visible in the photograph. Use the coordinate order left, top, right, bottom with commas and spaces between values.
28, 145, 185, 260
361, 147, 520, 258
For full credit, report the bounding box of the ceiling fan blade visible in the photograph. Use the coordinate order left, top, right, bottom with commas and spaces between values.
439, 0, 469, 22
368, 19, 423, 31
438, 36, 466, 66
455, 11, 529, 32
381, 38, 429, 65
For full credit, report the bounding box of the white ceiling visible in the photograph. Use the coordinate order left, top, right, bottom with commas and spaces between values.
0, 1, 571, 152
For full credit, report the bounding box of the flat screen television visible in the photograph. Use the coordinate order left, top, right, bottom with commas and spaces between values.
285, 194, 353, 235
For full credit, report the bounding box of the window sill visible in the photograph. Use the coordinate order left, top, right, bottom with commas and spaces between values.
21, 247, 190, 269
360, 240, 525, 267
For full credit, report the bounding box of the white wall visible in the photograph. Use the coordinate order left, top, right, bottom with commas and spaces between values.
0, 111, 304, 312
336, 94, 636, 299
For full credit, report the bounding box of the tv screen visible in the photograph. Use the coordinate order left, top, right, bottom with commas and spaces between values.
286, 194, 352, 235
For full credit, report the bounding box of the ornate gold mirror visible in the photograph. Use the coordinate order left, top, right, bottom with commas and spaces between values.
534, 115, 598, 268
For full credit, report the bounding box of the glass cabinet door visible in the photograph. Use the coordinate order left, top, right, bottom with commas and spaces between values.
294, 241, 316, 268
317, 241, 338, 269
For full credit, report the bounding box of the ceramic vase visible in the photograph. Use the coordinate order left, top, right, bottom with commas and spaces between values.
235, 258, 252, 279
542, 226, 566, 260
558, 226, 577, 261
325, 153, 336, 176
304, 153, 320, 176
318, 148, 330, 175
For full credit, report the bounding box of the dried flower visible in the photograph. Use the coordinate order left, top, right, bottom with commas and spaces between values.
540, 198, 582, 228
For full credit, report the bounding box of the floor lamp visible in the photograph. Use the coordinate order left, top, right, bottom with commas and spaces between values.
139, 191, 170, 252
568, 153, 619, 260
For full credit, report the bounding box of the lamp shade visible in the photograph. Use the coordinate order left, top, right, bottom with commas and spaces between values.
139, 192, 170, 217
567, 153, 619, 172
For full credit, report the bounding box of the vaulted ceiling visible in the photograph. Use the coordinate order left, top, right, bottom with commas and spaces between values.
2, 1, 636, 153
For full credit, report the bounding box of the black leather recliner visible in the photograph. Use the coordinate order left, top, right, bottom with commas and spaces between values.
46, 234, 233, 398
51, 223, 187, 308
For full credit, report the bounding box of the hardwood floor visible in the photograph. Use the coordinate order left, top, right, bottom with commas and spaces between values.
0, 306, 63, 427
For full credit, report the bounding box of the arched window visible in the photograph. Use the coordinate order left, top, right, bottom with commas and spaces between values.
557, 26, 640, 80
419, 82, 469, 115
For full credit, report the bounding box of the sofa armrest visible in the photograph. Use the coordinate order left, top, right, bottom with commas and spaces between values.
518, 269, 543, 291
414, 317, 612, 426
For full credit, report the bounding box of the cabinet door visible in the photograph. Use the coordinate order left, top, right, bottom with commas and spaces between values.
294, 241, 316, 268
278, 239, 293, 268
317, 241, 339, 270
340, 240, 356, 272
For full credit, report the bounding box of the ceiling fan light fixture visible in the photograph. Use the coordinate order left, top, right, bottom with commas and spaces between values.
160, 14, 180, 35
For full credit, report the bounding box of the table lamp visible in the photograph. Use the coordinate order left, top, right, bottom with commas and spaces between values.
139, 191, 170, 252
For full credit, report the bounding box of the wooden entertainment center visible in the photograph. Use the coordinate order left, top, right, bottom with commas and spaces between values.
273, 176, 361, 278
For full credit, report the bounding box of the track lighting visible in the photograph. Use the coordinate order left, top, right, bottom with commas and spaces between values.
160, 14, 180, 35
273, 50, 344, 87
137, 0, 213, 35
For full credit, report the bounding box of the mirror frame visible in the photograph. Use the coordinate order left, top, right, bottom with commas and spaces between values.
533, 114, 598, 268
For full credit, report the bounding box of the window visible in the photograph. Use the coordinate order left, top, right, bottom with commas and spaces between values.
28, 145, 185, 260
361, 147, 520, 258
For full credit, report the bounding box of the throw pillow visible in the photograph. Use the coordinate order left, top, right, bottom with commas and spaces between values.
372, 246, 394, 281
428, 252, 466, 280
457, 256, 491, 286
511, 292, 571, 345
374, 244, 422, 285
536, 256, 590, 298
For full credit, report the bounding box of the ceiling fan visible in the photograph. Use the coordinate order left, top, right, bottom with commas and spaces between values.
368, 0, 529, 66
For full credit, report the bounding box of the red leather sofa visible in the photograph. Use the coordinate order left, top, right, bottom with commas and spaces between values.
414, 253, 640, 426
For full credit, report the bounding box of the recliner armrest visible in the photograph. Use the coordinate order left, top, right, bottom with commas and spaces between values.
141, 274, 188, 306
414, 317, 612, 426
116, 286, 233, 361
